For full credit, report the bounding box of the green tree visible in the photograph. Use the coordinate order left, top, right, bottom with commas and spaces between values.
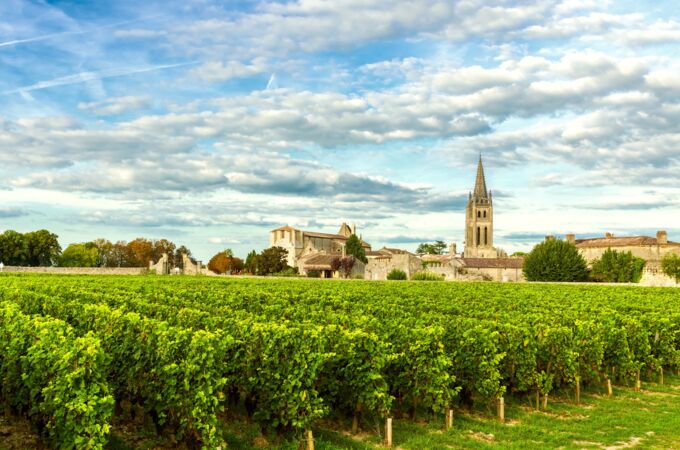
245, 250, 258, 274
523, 239, 588, 282
345, 234, 367, 263
662, 253, 680, 283
59, 243, 99, 267
0, 230, 27, 265
24, 229, 61, 266
511, 251, 528, 257
416, 240, 447, 255
257, 247, 289, 275
591, 248, 646, 283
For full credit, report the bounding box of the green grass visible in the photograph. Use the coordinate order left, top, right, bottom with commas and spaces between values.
210, 373, 680, 450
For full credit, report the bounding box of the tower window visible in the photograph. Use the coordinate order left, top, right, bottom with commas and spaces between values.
476, 227, 480, 246
484, 227, 488, 245
483, 211, 487, 218
477, 211, 481, 218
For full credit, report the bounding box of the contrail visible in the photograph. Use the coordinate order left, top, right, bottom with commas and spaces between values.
2, 61, 198, 95
0, 30, 84, 48
0, 13, 168, 48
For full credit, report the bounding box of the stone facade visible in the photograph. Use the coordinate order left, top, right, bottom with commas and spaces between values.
269, 222, 371, 272
365, 248, 423, 280
149, 253, 170, 274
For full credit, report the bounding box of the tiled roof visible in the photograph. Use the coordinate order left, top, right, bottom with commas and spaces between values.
271, 225, 297, 232
575, 236, 678, 248
463, 257, 524, 269
303, 254, 340, 270
303, 231, 348, 240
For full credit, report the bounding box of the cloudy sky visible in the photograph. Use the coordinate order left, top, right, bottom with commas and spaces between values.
1, 0, 679, 260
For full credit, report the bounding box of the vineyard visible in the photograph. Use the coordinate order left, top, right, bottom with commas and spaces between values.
0, 274, 679, 449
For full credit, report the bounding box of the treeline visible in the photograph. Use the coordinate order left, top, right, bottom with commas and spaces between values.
0, 229, 193, 268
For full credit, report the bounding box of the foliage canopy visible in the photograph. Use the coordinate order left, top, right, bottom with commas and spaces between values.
523, 239, 588, 282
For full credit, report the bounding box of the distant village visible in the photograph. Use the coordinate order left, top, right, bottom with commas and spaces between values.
269, 157, 680, 285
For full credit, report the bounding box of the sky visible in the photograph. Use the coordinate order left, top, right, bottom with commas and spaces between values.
0, 0, 679, 261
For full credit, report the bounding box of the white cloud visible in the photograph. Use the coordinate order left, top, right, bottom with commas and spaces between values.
78, 96, 152, 115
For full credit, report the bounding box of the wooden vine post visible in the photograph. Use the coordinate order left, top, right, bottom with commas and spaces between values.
659, 367, 664, 385
445, 408, 454, 429
635, 370, 641, 391
542, 393, 548, 409
497, 397, 505, 422
385, 417, 393, 448
575, 376, 581, 405
306, 429, 314, 450
606, 377, 613, 397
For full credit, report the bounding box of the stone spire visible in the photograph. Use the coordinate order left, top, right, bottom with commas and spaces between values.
473, 154, 488, 200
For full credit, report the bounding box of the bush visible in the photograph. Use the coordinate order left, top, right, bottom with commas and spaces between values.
591, 248, 646, 283
412, 271, 444, 281
306, 270, 321, 278
386, 269, 407, 280
662, 253, 680, 283
269, 267, 300, 277
523, 239, 588, 282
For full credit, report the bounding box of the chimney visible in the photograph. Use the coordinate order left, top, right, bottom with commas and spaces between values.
657, 230, 668, 245
605, 232, 613, 239
566, 234, 575, 244
449, 243, 457, 255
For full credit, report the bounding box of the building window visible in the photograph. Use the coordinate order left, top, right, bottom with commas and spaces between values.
477, 210, 481, 218
476, 227, 480, 246
484, 227, 488, 245
483, 211, 487, 218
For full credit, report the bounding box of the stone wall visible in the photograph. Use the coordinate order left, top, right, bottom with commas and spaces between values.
149, 253, 169, 275
0, 266, 145, 275
365, 254, 422, 280
578, 245, 680, 265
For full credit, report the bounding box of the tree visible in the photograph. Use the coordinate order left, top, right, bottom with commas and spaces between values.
345, 234, 367, 263
24, 229, 61, 266
0, 230, 27, 266
662, 253, 680, 283
339, 256, 356, 278
511, 251, 528, 257
257, 247, 289, 275
59, 243, 99, 267
591, 248, 646, 283
127, 238, 154, 267
523, 239, 588, 282
416, 240, 447, 255
330, 257, 341, 273
245, 250, 258, 274
208, 251, 244, 274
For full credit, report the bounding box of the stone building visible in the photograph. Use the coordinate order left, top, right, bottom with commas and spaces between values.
269, 222, 371, 274
365, 247, 422, 280
566, 231, 680, 286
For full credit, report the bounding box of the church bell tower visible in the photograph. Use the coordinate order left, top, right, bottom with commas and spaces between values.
464, 155, 496, 258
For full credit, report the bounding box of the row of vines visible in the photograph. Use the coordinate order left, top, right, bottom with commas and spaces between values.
0, 274, 678, 449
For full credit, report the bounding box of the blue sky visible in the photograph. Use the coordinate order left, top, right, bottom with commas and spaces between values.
1, 0, 679, 260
